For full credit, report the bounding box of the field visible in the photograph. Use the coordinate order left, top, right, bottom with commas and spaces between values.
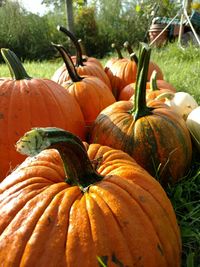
0, 42, 200, 267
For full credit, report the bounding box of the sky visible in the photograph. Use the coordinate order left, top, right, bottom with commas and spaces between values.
19, 0, 48, 15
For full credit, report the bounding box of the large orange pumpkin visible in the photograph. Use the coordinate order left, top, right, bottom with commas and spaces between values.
0, 127, 181, 267
0, 48, 86, 180
53, 44, 115, 129
90, 43, 192, 185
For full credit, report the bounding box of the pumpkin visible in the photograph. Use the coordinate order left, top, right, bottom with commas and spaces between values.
58, 25, 103, 69
164, 92, 198, 120
0, 48, 86, 180
0, 127, 181, 267
51, 26, 111, 88
104, 43, 125, 73
123, 41, 164, 81
118, 70, 176, 101
105, 48, 138, 99
90, 43, 192, 185
186, 106, 200, 152
53, 43, 115, 129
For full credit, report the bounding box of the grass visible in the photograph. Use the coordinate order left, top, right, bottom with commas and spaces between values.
0, 42, 200, 267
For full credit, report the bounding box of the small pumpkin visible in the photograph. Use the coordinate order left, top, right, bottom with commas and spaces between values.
0, 48, 86, 180
186, 106, 200, 152
53, 43, 115, 129
58, 25, 103, 69
123, 41, 164, 81
0, 127, 181, 267
51, 26, 111, 88
164, 92, 198, 120
105, 48, 138, 99
90, 43, 192, 185
104, 43, 125, 73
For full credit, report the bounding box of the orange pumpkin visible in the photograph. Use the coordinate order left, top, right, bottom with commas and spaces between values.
104, 43, 125, 73
105, 51, 138, 99
0, 127, 181, 267
53, 44, 115, 129
0, 48, 86, 180
119, 70, 176, 101
52, 26, 111, 88
123, 41, 164, 81
90, 43, 192, 185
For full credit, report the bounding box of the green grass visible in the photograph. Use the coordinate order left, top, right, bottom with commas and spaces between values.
0, 42, 200, 267
0, 58, 62, 79
166, 147, 200, 267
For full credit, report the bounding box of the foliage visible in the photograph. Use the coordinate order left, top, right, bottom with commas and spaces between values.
0, 1, 55, 61
0, 0, 182, 60
74, 6, 101, 56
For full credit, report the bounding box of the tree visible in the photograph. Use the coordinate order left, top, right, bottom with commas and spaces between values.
41, 0, 87, 32
66, 0, 74, 32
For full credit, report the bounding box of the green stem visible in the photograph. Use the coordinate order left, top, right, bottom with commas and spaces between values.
57, 25, 84, 67
52, 43, 83, 83
131, 43, 154, 121
1, 48, 31, 80
149, 70, 158, 91
111, 43, 123, 59
16, 127, 103, 190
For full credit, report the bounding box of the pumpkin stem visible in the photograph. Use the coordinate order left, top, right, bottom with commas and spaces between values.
16, 127, 103, 191
149, 70, 158, 91
111, 43, 123, 59
131, 43, 153, 120
78, 39, 87, 56
123, 41, 133, 55
123, 42, 138, 64
130, 52, 138, 64
52, 43, 83, 83
1, 48, 31, 80
57, 25, 84, 67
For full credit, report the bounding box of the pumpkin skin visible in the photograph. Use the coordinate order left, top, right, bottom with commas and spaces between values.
90, 44, 192, 185
105, 55, 137, 99
0, 127, 181, 267
0, 49, 86, 180
62, 76, 115, 127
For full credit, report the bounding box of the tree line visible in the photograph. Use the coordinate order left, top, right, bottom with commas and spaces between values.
0, 0, 179, 61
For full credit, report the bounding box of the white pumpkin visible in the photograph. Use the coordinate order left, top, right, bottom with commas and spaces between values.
186, 106, 200, 152
165, 92, 198, 120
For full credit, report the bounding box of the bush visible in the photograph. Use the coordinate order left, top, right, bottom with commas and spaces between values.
0, 1, 64, 61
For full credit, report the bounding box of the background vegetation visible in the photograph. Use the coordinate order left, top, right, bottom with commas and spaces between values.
0, 0, 182, 60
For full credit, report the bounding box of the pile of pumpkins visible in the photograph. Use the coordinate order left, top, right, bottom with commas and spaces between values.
0, 26, 199, 267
